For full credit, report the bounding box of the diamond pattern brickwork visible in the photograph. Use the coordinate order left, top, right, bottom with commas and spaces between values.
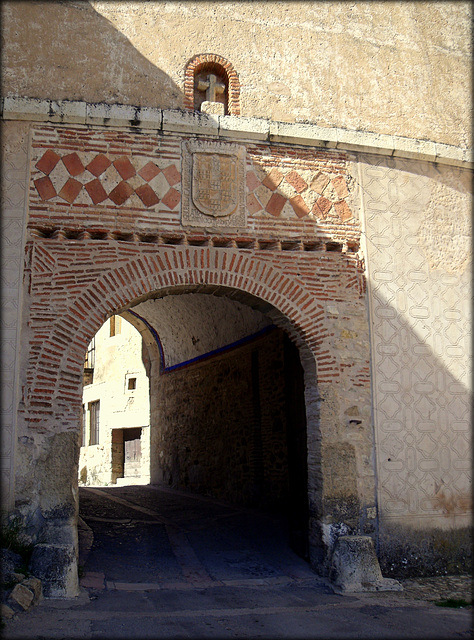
33, 149, 180, 209
245, 149, 357, 229
31, 129, 181, 213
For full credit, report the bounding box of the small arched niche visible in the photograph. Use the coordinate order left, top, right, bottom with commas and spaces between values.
184, 53, 241, 116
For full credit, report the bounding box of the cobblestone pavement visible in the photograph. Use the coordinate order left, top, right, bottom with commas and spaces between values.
394, 575, 472, 605
3, 484, 472, 639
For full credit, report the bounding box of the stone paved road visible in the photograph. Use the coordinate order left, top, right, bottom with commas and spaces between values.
79, 484, 319, 589
3, 484, 472, 639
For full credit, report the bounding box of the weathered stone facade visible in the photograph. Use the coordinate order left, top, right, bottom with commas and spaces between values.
151, 327, 291, 507
1, 1, 471, 597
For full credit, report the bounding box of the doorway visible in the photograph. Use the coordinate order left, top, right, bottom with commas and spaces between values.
111, 427, 143, 483
124, 427, 142, 478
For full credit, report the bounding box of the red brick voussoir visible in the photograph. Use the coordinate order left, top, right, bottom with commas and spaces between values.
22, 241, 364, 433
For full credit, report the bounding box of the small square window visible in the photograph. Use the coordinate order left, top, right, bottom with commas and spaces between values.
128, 377, 137, 390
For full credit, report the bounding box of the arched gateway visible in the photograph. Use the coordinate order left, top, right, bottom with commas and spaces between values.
2, 2, 471, 602
14, 116, 374, 597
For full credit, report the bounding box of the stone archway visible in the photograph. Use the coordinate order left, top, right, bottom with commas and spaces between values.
16, 241, 372, 596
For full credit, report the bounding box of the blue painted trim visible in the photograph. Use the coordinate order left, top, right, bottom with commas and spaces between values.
164, 324, 276, 373
126, 309, 276, 374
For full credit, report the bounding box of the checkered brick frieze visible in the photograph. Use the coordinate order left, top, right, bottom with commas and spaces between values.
30, 127, 181, 214
28, 125, 360, 252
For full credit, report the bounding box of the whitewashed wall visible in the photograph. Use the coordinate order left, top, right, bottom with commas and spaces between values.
359, 155, 471, 532
80, 317, 150, 485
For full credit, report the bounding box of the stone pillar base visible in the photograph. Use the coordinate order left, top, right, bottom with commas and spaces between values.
329, 535, 402, 594
29, 544, 79, 598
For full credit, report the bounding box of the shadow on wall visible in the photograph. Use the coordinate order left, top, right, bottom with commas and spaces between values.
368, 284, 472, 579
1, 0, 182, 107
356, 156, 472, 578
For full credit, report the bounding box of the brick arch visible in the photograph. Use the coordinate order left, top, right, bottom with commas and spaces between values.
22, 242, 341, 588
25, 244, 334, 432
183, 53, 240, 115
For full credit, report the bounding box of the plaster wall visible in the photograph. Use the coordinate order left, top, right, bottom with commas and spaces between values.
360, 156, 472, 576
80, 316, 151, 485
0, 121, 29, 512
133, 293, 271, 369
1, 1, 471, 148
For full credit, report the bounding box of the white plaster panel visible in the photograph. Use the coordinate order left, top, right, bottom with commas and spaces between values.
132, 293, 272, 369
0, 121, 29, 510
359, 154, 472, 527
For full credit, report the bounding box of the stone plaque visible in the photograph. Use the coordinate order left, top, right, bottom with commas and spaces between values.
182, 140, 246, 228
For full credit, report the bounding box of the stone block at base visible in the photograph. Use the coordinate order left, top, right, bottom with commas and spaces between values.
329, 535, 402, 594
29, 544, 79, 598
8, 583, 34, 610
1, 603, 15, 619
22, 577, 43, 603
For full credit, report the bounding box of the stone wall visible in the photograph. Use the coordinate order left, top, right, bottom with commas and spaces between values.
2, 1, 471, 147
78, 440, 111, 487
150, 328, 291, 510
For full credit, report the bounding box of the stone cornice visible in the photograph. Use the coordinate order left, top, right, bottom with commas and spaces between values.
1, 96, 471, 169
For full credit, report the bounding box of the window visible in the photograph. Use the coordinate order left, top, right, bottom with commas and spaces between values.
84, 337, 95, 369
81, 404, 87, 446
83, 337, 95, 385
110, 315, 122, 337
89, 400, 100, 445
128, 377, 137, 390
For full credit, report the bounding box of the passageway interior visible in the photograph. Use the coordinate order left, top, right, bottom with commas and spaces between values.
78, 484, 316, 588
79, 290, 310, 584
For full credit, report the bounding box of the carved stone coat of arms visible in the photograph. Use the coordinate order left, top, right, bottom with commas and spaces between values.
182, 140, 246, 228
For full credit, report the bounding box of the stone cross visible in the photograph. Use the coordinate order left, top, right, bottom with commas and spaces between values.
197, 73, 225, 103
